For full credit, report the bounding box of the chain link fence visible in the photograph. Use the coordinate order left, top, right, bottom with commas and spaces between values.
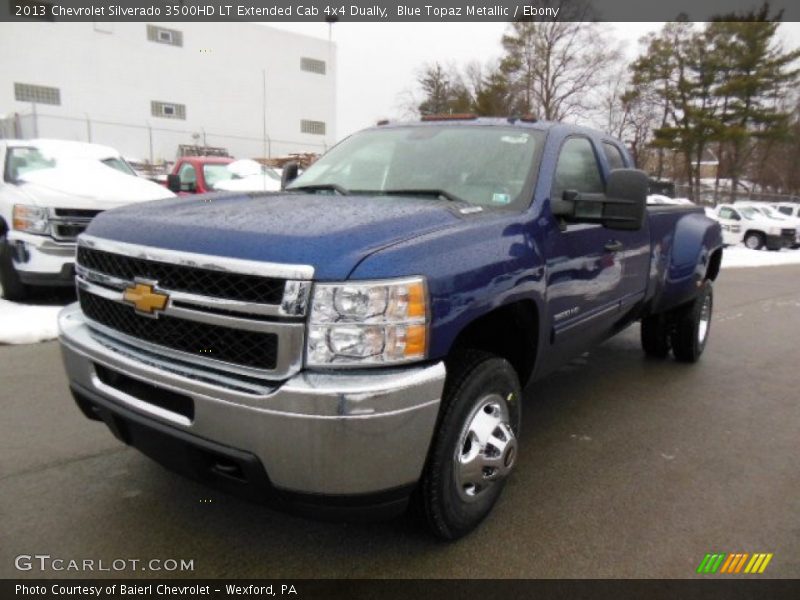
0, 111, 329, 172
674, 184, 800, 207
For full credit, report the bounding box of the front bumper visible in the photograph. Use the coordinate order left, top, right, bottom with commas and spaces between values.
7, 231, 76, 286
58, 305, 445, 509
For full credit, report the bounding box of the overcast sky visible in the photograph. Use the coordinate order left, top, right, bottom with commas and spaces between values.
267, 22, 660, 139
269, 21, 800, 142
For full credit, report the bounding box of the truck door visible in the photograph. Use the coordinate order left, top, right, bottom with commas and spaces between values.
543, 136, 643, 360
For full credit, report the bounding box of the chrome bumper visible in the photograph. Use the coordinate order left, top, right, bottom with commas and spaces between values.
7, 231, 75, 274
58, 304, 445, 496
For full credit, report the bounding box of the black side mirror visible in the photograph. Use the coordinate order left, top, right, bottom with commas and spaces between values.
166, 174, 182, 193
552, 169, 648, 231
281, 162, 300, 190
602, 169, 648, 231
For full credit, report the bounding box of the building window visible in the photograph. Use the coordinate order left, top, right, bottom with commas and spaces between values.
147, 24, 183, 47
301, 57, 326, 75
14, 82, 61, 105
151, 101, 186, 120
301, 120, 326, 135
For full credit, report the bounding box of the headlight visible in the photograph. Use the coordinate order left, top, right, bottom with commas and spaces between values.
12, 205, 50, 235
307, 277, 428, 367
768, 226, 782, 236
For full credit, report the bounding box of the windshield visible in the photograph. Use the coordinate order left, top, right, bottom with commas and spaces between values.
739, 207, 759, 219
205, 161, 280, 189
289, 125, 544, 208
101, 157, 136, 176
5, 147, 56, 181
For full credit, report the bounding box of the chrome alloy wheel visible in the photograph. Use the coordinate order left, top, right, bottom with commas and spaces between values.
698, 293, 712, 344
745, 234, 761, 249
454, 394, 518, 502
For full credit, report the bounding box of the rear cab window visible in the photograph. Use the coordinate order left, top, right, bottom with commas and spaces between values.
602, 142, 627, 171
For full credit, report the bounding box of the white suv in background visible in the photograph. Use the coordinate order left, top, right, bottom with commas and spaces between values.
736, 202, 800, 248
772, 202, 800, 219
715, 203, 796, 250
0, 139, 175, 300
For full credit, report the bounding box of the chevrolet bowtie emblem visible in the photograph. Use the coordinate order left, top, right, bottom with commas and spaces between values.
123, 281, 169, 317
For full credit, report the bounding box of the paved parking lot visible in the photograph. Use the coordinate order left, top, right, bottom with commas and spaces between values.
1, 266, 799, 579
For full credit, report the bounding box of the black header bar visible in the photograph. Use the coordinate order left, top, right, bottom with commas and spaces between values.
3, 0, 800, 23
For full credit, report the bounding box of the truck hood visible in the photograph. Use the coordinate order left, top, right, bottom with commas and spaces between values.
16, 160, 175, 209
85, 192, 466, 280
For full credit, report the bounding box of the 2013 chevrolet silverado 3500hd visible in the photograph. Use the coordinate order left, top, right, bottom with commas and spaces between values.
58, 117, 723, 539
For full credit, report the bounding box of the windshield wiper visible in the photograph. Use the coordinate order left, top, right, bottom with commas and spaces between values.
288, 183, 349, 195
380, 189, 467, 204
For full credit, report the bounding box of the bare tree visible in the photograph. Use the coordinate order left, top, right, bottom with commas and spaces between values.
500, 1, 623, 121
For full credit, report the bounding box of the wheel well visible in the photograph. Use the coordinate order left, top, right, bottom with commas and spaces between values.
744, 229, 765, 240
706, 247, 722, 281
448, 300, 539, 386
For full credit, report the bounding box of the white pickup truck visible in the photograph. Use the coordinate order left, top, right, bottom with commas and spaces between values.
0, 139, 175, 300
736, 202, 800, 248
714, 203, 797, 250
772, 202, 800, 219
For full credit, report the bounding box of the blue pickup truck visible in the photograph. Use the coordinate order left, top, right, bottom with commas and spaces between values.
58, 117, 722, 539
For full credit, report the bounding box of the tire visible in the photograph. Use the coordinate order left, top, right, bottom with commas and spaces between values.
0, 238, 30, 302
418, 350, 522, 540
671, 280, 713, 363
743, 231, 765, 250
641, 313, 671, 358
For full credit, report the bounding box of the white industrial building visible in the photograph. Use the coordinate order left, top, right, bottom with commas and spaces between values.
0, 21, 336, 162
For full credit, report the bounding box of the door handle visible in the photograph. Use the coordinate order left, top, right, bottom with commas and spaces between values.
604, 240, 624, 252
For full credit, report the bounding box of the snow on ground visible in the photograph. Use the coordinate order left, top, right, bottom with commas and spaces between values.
721, 245, 800, 269
0, 297, 62, 345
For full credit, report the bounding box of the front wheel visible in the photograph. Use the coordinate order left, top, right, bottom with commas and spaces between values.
671, 280, 713, 363
743, 232, 765, 250
418, 350, 521, 540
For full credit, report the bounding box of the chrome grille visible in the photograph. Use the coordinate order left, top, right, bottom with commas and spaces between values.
75, 235, 312, 383
77, 246, 286, 304
79, 290, 278, 369
50, 208, 102, 242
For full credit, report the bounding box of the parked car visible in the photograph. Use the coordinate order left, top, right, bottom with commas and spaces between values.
714, 203, 795, 250
165, 157, 281, 194
0, 139, 175, 300
59, 117, 722, 540
735, 202, 800, 248
210, 159, 282, 192
164, 156, 235, 195
771, 202, 800, 219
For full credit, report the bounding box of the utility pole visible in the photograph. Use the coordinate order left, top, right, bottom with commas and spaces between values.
325, 15, 338, 152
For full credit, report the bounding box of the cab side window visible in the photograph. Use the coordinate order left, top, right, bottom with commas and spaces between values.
551, 137, 604, 201
602, 142, 626, 171
718, 207, 739, 220
178, 163, 197, 187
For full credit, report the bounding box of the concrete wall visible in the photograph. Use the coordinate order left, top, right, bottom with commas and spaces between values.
0, 21, 336, 162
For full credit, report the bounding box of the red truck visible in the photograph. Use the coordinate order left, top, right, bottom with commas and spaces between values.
165, 156, 234, 195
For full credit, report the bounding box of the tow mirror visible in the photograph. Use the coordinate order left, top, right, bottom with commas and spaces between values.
551, 169, 648, 231
166, 174, 182, 193
281, 162, 300, 190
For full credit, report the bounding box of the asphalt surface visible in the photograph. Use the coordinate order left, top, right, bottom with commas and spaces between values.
1, 266, 799, 579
